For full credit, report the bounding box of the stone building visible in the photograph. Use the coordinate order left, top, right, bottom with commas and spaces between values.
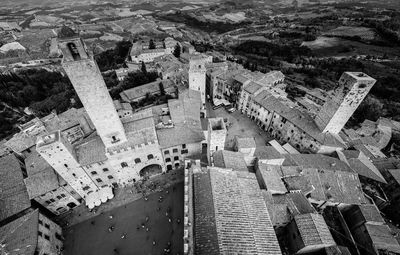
189, 54, 207, 106
154, 90, 204, 171
128, 37, 179, 64
36, 131, 113, 209
207, 118, 227, 163
315, 72, 376, 134
286, 213, 337, 254
341, 204, 400, 255
0, 209, 63, 255
58, 32, 127, 149
24, 149, 81, 215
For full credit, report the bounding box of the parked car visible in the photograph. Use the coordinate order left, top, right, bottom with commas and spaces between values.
212, 104, 223, 110
227, 107, 236, 113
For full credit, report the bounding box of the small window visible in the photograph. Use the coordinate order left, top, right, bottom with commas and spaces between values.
96, 178, 103, 183
181, 149, 188, 154
166, 158, 171, 162
108, 175, 114, 179
173, 148, 178, 153
83, 186, 90, 191
64, 164, 68, 168
182, 144, 186, 149
72, 173, 76, 177
45, 224, 50, 229
60, 194, 66, 198
174, 156, 179, 161
164, 150, 169, 155
175, 163, 180, 167
39, 220, 43, 225
56, 195, 62, 200
91, 171, 97, 175
147, 154, 154, 160
44, 234, 50, 241
135, 158, 141, 164
121, 162, 128, 168
38, 231, 43, 237
50, 198, 55, 203
103, 168, 109, 172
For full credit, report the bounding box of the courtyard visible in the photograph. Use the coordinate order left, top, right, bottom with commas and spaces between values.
63, 182, 184, 255
210, 105, 273, 151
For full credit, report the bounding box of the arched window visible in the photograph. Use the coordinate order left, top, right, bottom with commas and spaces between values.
121, 162, 128, 168
147, 154, 154, 160
135, 158, 141, 164
67, 42, 81, 61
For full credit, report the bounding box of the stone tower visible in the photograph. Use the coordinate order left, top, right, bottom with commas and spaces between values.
189, 54, 207, 106
36, 131, 98, 199
207, 118, 227, 163
58, 28, 127, 148
315, 72, 376, 134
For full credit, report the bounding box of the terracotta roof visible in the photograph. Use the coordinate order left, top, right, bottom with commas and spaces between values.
213, 150, 248, 172
388, 169, 400, 185
156, 90, 204, 148
244, 81, 263, 94
286, 154, 353, 172
254, 146, 284, 160
294, 213, 336, 248
235, 136, 256, 149
358, 204, 384, 223
0, 209, 39, 255
0, 154, 31, 222
75, 135, 107, 166
120, 79, 175, 102
24, 169, 59, 199
256, 162, 287, 194
207, 167, 282, 254
365, 223, 400, 254
193, 170, 219, 255
261, 191, 291, 227
285, 192, 316, 215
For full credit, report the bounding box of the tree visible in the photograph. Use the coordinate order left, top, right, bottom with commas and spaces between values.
149, 39, 156, 50
173, 43, 181, 58
141, 62, 147, 74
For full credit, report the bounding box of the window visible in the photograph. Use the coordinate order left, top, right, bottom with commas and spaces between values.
181, 149, 188, 154
121, 162, 128, 168
173, 148, 178, 153
182, 144, 186, 149
60, 194, 66, 198
83, 186, 90, 191
50, 198, 55, 203
108, 175, 114, 179
45, 224, 50, 229
135, 158, 141, 164
147, 154, 154, 160
175, 163, 180, 167
167, 165, 173, 171
96, 178, 103, 183
38, 231, 43, 237
174, 156, 179, 161
91, 171, 97, 175
72, 173, 76, 177
64, 164, 68, 168
56, 195, 62, 200
44, 234, 50, 241
166, 158, 171, 162
103, 168, 109, 172
55, 233, 62, 241
39, 220, 43, 225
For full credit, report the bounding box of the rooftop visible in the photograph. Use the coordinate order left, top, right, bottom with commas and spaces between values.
257, 162, 287, 194
365, 223, 400, 254
294, 213, 336, 248
205, 167, 282, 254
0, 154, 31, 222
0, 209, 39, 255
235, 136, 256, 150
212, 150, 248, 172
120, 79, 175, 102
75, 134, 107, 166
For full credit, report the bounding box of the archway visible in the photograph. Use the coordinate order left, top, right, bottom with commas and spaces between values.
139, 164, 162, 178
67, 202, 77, 208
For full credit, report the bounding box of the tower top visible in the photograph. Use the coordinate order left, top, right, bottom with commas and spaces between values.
58, 26, 78, 39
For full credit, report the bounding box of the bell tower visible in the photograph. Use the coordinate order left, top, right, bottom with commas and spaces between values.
58, 27, 127, 148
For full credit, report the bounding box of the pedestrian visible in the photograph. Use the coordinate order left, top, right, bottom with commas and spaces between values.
177, 219, 181, 224
109, 215, 113, 219
168, 218, 172, 223
153, 240, 156, 246
145, 216, 149, 222
146, 227, 149, 232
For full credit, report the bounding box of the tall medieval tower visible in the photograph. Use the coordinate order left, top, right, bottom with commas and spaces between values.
315, 72, 376, 134
58, 27, 127, 148
189, 55, 207, 106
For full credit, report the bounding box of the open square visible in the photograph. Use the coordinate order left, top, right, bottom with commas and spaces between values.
63, 182, 183, 255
